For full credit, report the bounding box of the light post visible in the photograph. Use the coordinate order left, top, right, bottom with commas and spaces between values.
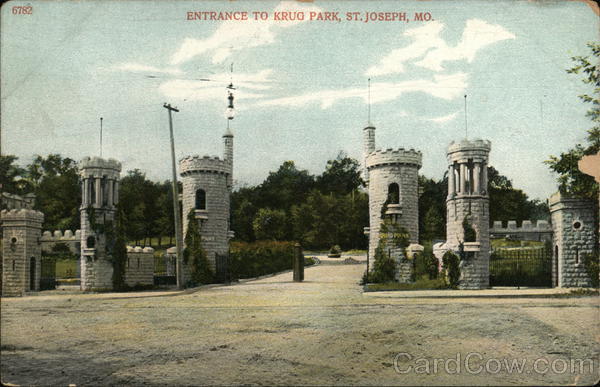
163, 103, 184, 289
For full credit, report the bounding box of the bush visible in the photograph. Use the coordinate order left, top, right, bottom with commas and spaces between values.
328, 244, 342, 257
583, 251, 599, 288
442, 251, 460, 288
229, 240, 296, 279
370, 246, 396, 283
184, 209, 214, 286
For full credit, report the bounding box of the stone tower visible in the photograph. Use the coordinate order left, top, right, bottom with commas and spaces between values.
446, 139, 491, 289
79, 156, 122, 291
180, 128, 233, 272
549, 192, 596, 287
1, 209, 44, 296
364, 124, 422, 261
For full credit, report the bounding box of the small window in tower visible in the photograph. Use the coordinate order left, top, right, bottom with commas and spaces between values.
572, 220, 583, 231
388, 183, 400, 204
575, 246, 580, 264
195, 189, 206, 210
86, 236, 96, 249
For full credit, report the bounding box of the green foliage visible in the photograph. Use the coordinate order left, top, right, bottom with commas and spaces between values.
462, 216, 477, 242
183, 209, 213, 286
583, 251, 599, 288
442, 251, 460, 288
109, 206, 128, 291
418, 176, 447, 242
229, 240, 296, 279
252, 207, 287, 241
316, 151, 364, 195
414, 245, 439, 280
329, 244, 342, 255
369, 246, 396, 283
545, 42, 600, 201
0, 155, 32, 196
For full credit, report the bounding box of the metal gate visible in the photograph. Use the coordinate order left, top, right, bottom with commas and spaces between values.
40, 256, 57, 290
215, 253, 230, 283
489, 246, 552, 287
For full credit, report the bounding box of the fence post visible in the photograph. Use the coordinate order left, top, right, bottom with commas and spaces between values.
293, 243, 304, 282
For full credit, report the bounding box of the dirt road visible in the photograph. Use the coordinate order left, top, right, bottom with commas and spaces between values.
1, 262, 599, 385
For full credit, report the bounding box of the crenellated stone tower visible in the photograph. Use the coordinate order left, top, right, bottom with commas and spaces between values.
79, 156, 122, 291
180, 128, 234, 274
446, 139, 491, 289
363, 125, 422, 271
1, 209, 44, 296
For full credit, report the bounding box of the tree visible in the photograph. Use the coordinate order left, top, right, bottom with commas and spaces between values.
27, 154, 80, 230
183, 209, 213, 285
316, 151, 364, 195
0, 155, 32, 195
545, 42, 600, 200
252, 208, 287, 241
418, 175, 447, 243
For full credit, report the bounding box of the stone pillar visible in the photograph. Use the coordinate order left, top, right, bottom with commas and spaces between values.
95, 177, 102, 207
448, 165, 455, 197
549, 192, 596, 288
114, 181, 119, 205
107, 179, 114, 207
459, 163, 467, 194
481, 162, 488, 193
473, 163, 481, 194
1, 209, 44, 296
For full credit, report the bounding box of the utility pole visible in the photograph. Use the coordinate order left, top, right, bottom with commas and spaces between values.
164, 103, 184, 289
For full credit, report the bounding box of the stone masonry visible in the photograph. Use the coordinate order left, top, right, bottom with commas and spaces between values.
549, 192, 596, 287
446, 139, 491, 289
490, 220, 553, 243
363, 125, 422, 262
124, 246, 155, 287
79, 157, 122, 291
180, 128, 234, 273
1, 209, 44, 296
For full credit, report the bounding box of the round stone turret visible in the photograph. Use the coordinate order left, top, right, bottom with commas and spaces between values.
446, 139, 491, 289
366, 147, 422, 260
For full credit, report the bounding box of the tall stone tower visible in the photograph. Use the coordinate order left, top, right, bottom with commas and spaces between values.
79, 156, 122, 291
549, 192, 596, 288
1, 209, 44, 296
364, 124, 422, 261
446, 139, 491, 289
180, 128, 233, 273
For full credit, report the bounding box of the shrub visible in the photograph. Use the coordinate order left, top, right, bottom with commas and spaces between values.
442, 251, 460, 288
229, 240, 296, 280
328, 244, 342, 257
583, 250, 599, 288
370, 246, 396, 283
184, 209, 214, 286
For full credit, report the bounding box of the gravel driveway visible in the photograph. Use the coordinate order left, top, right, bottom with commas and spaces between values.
1, 262, 599, 385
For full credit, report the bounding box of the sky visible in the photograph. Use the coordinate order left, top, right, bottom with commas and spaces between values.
1, 0, 598, 201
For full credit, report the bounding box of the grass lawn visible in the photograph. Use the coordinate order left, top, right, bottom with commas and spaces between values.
365, 275, 448, 291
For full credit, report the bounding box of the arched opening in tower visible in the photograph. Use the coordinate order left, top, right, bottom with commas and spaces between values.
387, 183, 400, 204
195, 189, 207, 210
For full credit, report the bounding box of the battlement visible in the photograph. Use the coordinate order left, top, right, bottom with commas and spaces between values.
180, 155, 230, 175
491, 220, 552, 233
79, 156, 122, 172
126, 246, 155, 253
447, 138, 491, 163
1, 208, 44, 223
41, 229, 81, 240
366, 148, 422, 169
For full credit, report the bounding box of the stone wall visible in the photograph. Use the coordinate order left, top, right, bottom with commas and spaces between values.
490, 220, 553, 242
549, 192, 596, 287
124, 246, 155, 287
1, 209, 44, 296
40, 230, 81, 255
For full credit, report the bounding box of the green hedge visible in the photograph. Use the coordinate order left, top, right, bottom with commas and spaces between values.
229, 241, 296, 279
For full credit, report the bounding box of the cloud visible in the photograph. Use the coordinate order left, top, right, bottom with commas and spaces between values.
424, 111, 459, 123
112, 62, 182, 75
254, 73, 467, 109
416, 19, 516, 72
170, 1, 321, 65
366, 19, 515, 76
158, 69, 273, 104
